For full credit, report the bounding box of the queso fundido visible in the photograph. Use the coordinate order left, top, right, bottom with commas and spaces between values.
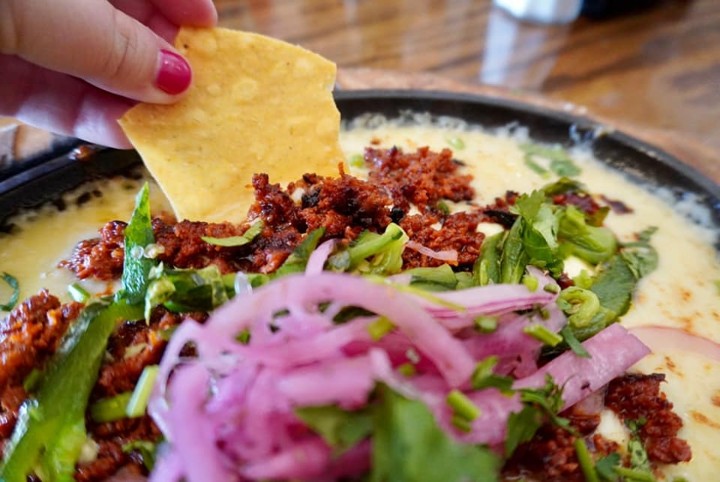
0, 115, 719, 481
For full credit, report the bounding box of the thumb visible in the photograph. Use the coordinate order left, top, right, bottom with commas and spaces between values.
0, 0, 191, 103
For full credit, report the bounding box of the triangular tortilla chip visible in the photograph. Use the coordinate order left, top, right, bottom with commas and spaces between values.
119, 27, 344, 223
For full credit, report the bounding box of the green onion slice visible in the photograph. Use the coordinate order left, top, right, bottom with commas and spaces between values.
0, 272, 19, 311
126, 365, 160, 418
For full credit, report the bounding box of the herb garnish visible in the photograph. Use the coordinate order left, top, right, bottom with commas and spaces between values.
0, 271, 19, 311
116, 183, 156, 307
372, 385, 500, 482
521, 143, 581, 178
201, 220, 264, 247
505, 375, 571, 457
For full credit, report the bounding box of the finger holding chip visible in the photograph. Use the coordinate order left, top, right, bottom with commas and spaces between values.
120, 28, 345, 223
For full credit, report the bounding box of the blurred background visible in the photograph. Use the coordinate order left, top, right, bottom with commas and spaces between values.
3, 0, 718, 172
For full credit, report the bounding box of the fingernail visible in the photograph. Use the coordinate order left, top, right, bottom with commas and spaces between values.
155, 49, 191, 95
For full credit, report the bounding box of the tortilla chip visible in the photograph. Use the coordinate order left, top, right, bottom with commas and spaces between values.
119, 28, 344, 223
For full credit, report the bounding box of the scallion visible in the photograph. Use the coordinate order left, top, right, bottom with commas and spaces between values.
90, 392, 133, 423
450, 414, 473, 433
574, 438, 599, 482
522, 275, 539, 292
446, 137, 466, 150
126, 365, 160, 418
560, 325, 590, 358
558, 286, 601, 328
397, 363, 416, 377
201, 220, 264, 247
348, 153, 365, 168
474, 315, 498, 333
523, 324, 563, 347
614, 466, 657, 482
68, 283, 91, 303
368, 316, 395, 341
543, 282, 560, 294
446, 390, 481, 422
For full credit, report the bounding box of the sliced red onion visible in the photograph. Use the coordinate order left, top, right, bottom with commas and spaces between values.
149, 271, 572, 481
405, 240, 459, 264
164, 364, 233, 482
630, 325, 720, 362
414, 284, 556, 327
205, 273, 477, 387
572, 390, 605, 417
453, 389, 522, 447
277, 355, 375, 408
149, 449, 183, 482
241, 439, 330, 480
306, 239, 337, 275
514, 323, 650, 410
233, 272, 253, 298
461, 305, 566, 361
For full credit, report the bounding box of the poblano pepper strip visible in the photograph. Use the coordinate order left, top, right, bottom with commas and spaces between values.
0, 301, 143, 482
116, 183, 156, 306
473, 232, 502, 286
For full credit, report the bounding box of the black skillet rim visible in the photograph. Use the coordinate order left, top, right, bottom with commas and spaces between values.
1, 89, 718, 229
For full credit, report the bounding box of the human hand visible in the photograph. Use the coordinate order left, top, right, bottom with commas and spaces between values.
0, 0, 217, 148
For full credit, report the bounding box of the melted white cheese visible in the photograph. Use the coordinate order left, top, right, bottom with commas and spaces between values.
0, 176, 170, 302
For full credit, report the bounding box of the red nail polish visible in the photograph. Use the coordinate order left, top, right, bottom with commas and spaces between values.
156, 49, 191, 95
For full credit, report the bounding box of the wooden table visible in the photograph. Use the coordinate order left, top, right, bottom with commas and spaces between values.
216, 0, 720, 171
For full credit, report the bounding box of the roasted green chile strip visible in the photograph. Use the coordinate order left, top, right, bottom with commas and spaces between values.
0, 301, 143, 481
117, 183, 156, 305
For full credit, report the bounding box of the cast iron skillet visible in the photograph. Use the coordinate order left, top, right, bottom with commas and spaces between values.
1, 90, 719, 229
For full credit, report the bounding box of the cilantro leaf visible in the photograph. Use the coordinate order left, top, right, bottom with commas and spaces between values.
295, 405, 373, 455
499, 218, 529, 284
521, 143, 581, 178
371, 384, 500, 482
471, 356, 514, 393
513, 191, 564, 276
506, 376, 573, 457
144, 265, 229, 319
505, 405, 545, 458
595, 452, 621, 481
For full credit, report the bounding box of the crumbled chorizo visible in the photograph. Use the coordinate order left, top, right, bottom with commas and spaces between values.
503, 405, 616, 482
0, 291, 83, 387
605, 373, 691, 464
365, 146, 474, 212
59, 221, 126, 280
0, 292, 83, 455
400, 211, 484, 269
62, 147, 483, 279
